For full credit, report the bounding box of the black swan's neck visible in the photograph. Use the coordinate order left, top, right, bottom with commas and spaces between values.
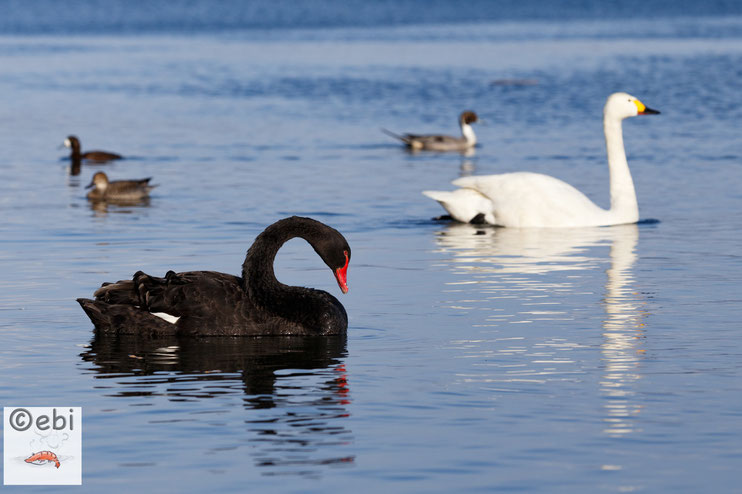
241, 216, 346, 332
242, 220, 297, 292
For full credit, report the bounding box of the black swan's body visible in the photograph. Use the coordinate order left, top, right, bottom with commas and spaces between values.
77, 217, 351, 336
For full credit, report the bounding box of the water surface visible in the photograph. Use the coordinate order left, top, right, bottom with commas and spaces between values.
1, 2, 741, 492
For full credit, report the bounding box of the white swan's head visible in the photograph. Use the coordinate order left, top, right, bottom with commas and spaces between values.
604, 92, 660, 120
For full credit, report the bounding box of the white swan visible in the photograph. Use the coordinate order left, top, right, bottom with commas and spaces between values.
423, 93, 659, 227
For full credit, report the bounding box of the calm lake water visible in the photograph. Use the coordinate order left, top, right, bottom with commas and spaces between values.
1, 1, 741, 492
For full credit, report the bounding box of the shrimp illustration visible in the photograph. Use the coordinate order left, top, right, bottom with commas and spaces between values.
25, 450, 60, 469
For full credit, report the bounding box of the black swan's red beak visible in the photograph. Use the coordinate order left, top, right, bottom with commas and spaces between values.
334, 251, 349, 294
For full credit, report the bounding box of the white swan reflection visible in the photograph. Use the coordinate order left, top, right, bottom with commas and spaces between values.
600, 226, 646, 436
432, 222, 646, 436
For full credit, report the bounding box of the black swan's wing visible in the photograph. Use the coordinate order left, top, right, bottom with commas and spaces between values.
131, 270, 245, 318
77, 298, 177, 335
93, 270, 243, 313
133, 270, 261, 334
86, 270, 248, 334
94, 279, 138, 304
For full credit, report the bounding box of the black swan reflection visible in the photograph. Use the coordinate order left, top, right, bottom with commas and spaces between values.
80, 333, 353, 474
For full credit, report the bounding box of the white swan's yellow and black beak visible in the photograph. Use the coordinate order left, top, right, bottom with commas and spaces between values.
634, 99, 660, 115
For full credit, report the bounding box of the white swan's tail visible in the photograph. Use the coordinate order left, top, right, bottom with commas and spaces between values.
422, 189, 495, 224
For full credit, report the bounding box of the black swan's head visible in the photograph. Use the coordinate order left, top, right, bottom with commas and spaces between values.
254, 216, 352, 295
312, 222, 351, 294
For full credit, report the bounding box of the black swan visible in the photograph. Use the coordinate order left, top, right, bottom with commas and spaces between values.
64, 135, 123, 162
77, 216, 351, 336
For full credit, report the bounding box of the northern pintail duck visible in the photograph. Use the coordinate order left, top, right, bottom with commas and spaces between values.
86, 172, 156, 201
77, 217, 351, 336
383, 111, 479, 151
64, 136, 123, 163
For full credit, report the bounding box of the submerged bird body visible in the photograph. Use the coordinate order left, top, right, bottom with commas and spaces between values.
85, 172, 155, 201
64, 135, 122, 162
423, 93, 659, 227
77, 217, 351, 336
384, 111, 479, 151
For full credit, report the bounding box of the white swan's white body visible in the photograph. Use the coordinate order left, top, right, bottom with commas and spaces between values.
423, 93, 659, 228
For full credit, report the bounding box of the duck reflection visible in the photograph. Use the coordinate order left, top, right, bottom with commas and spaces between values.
80, 333, 353, 473
70, 159, 82, 177
459, 147, 477, 176
88, 197, 152, 216
432, 223, 646, 436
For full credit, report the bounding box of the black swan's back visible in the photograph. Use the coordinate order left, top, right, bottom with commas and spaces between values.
78, 216, 351, 336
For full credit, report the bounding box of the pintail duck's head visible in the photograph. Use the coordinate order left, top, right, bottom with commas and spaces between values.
459, 111, 479, 126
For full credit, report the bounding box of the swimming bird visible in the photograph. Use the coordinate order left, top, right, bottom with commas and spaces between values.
77, 216, 351, 336
423, 93, 659, 227
64, 135, 123, 163
85, 171, 156, 201
383, 111, 479, 151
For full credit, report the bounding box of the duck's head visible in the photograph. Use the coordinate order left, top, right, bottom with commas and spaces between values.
459, 111, 479, 126
86, 171, 109, 191
604, 92, 660, 120
64, 135, 80, 150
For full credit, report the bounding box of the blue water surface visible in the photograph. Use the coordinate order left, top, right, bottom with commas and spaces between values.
0, 1, 741, 492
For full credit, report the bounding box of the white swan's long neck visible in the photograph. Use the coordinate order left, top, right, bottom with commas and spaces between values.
461, 122, 476, 146
604, 116, 638, 223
